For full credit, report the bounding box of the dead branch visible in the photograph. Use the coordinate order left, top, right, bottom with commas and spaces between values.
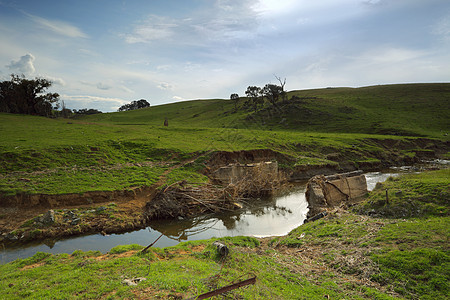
187, 276, 257, 300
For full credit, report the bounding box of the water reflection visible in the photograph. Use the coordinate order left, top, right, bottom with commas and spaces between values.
3, 165, 436, 264
148, 215, 221, 242
147, 185, 307, 242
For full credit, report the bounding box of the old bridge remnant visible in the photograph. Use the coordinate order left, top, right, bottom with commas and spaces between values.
305, 170, 368, 217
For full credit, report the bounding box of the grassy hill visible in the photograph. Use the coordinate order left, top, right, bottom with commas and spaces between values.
84, 83, 450, 137
0, 83, 448, 196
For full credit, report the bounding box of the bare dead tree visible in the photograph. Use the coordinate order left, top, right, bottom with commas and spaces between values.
274, 75, 287, 101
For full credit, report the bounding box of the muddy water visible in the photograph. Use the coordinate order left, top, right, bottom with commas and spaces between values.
1, 163, 446, 264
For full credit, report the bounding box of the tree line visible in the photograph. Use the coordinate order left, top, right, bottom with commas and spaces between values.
0, 74, 151, 118
117, 99, 150, 111
0, 74, 59, 117
230, 75, 287, 112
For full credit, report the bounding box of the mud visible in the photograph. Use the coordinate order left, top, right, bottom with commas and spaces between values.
1, 137, 448, 246
0, 188, 147, 208
205, 149, 295, 171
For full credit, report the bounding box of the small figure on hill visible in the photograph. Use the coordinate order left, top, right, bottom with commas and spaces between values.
164, 117, 168, 127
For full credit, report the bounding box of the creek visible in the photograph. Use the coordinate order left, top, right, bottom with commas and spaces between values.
1, 162, 446, 264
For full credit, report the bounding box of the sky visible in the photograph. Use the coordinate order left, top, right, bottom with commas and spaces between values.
0, 0, 449, 112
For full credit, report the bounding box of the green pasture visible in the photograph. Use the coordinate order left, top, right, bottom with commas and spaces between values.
0, 83, 448, 195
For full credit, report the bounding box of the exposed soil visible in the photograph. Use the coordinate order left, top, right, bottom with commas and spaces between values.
0, 138, 448, 246
205, 149, 295, 171
0, 152, 208, 245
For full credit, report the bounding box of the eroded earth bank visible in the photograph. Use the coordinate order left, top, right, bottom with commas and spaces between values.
1, 137, 448, 246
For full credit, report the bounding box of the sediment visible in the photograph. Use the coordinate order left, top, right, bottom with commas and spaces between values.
1, 137, 448, 246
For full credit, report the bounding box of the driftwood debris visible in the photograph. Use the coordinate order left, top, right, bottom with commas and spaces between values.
304, 211, 328, 223
145, 164, 283, 220
140, 233, 163, 253
188, 276, 257, 300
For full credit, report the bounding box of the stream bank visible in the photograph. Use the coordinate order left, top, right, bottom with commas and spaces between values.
0, 140, 448, 249
2, 160, 447, 264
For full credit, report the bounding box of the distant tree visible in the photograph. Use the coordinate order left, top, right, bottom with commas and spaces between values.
230, 93, 239, 111
0, 74, 59, 117
60, 108, 73, 118
262, 83, 283, 106
118, 99, 150, 112
245, 86, 262, 112
57, 100, 72, 118
274, 75, 287, 101
73, 108, 102, 115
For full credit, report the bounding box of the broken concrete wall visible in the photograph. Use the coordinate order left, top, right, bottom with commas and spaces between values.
305, 170, 368, 217
211, 161, 278, 185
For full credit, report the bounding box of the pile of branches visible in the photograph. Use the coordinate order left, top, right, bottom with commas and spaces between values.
145, 164, 284, 220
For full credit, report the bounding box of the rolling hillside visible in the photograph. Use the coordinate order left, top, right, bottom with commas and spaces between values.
84, 83, 450, 137
0, 83, 448, 196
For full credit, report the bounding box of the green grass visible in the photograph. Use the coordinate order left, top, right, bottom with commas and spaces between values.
3, 111, 443, 195
2, 170, 449, 299
0, 165, 167, 196
109, 244, 144, 254
0, 237, 393, 299
84, 83, 450, 137
354, 168, 450, 218
0, 83, 448, 195
276, 170, 450, 299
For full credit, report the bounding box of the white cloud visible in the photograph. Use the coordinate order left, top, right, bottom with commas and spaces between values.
123, 1, 261, 46
78, 48, 99, 57
361, 0, 384, 5
6, 53, 35, 75
124, 15, 177, 43
156, 64, 172, 71
26, 13, 88, 38
252, 0, 299, 16
118, 85, 135, 94
172, 96, 184, 101
157, 82, 173, 90
433, 14, 450, 42
356, 47, 427, 65
44, 75, 66, 86
96, 82, 112, 90
61, 94, 127, 111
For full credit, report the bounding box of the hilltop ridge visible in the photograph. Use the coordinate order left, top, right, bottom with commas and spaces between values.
83, 83, 450, 137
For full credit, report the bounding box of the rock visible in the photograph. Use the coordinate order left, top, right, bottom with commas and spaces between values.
96, 206, 107, 213
71, 218, 81, 225
213, 241, 229, 257
42, 210, 55, 225
6, 232, 18, 241
122, 277, 147, 286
